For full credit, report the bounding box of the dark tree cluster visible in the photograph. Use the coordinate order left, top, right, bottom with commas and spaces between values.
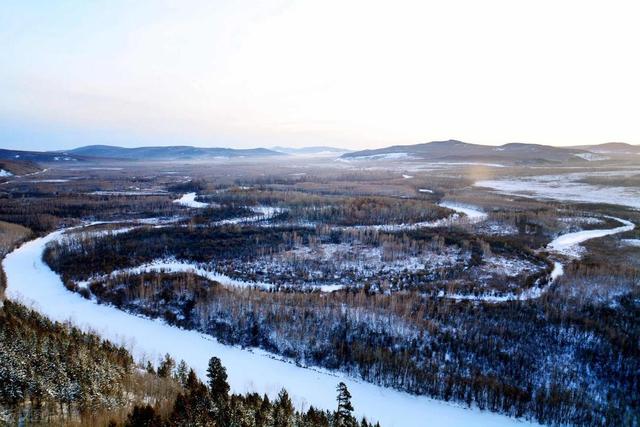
0, 301, 137, 424
125, 357, 377, 427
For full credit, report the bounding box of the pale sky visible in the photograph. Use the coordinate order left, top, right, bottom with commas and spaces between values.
1, 0, 639, 151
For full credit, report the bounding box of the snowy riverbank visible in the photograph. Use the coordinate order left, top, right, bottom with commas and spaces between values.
546, 217, 635, 257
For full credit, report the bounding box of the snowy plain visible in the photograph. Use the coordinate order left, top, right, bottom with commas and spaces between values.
475, 170, 640, 209
3, 227, 539, 427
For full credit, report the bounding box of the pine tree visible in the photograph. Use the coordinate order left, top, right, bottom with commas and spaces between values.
255, 394, 273, 427
336, 382, 356, 427
157, 353, 175, 378
186, 368, 199, 392
274, 388, 294, 427
206, 356, 230, 402
175, 359, 189, 386
206, 356, 231, 426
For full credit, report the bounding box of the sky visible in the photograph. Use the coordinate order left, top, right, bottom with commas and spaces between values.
1, 0, 639, 151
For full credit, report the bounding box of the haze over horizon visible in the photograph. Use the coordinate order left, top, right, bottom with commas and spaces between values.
2, 1, 639, 151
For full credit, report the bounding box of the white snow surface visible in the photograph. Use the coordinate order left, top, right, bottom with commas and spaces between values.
0, 169, 13, 177
76, 258, 331, 292
574, 153, 609, 161
546, 217, 635, 257
173, 192, 209, 208
3, 228, 538, 427
438, 202, 488, 222
621, 239, 640, 247
418, 188, 433, 193
475, 170, 640, 209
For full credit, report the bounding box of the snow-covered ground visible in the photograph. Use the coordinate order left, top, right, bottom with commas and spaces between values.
546, 217, 635, 258
621, 239, 640, 247
475, 170, 640, 209
90, 190, 169, 196
76, 258, 302, 292
173, 192, 209, 208
438, 201, 487, 223
574, 153, 609, 161
3, 229, 538, 427
0, 169, 13, 177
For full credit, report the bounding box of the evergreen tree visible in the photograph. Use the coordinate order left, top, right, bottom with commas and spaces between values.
176, 359, 189, 386
125, 404, 162, 427
206, 356, 231, 426
186, 368, 199, 392
255, 393, 273, 427
206, 356, 230, 402
336, 382, 356, 427
274, 388, 294, 427
157, 353, 175, 378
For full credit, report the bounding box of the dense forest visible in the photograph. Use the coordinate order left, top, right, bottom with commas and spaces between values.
0, 301, 377, 426
51, 266, 640, 426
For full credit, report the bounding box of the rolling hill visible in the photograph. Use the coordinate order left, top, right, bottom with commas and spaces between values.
341, 140, 594, 164
0, 145, 285, 163
66, 145, 284, 160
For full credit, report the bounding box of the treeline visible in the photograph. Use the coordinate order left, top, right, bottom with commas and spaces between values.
0, 301, 379, 426
44, 225, 312, 280
128, 355, 377, 427
199, 189, 449, 226
0, 193, 181, 233
79, 269, 640, 426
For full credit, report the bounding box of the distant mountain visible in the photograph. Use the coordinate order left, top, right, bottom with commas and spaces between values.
340, 140, 590, 164
0, 145, 284, 163
572, 142, 640, 154
66, 145, 284, 160
271, 146, 351, 155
